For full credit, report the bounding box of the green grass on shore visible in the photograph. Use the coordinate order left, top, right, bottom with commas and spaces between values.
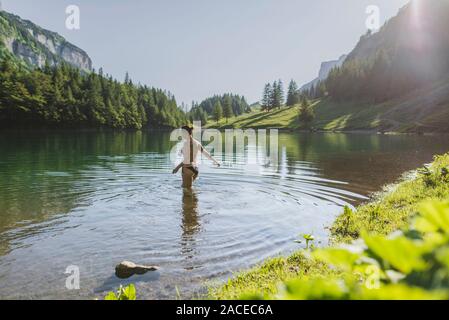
208, 251, 340, 300
205, 99, 390, 132
207, 105, 302, 130
209, 153, 449, 300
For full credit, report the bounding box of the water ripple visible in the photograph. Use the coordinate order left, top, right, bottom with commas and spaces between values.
0, 143, 367, 299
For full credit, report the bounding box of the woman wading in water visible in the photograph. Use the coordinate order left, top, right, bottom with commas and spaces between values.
172, 125, 220, 188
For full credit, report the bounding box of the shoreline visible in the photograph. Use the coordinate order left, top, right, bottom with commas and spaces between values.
205, 126, 449, 136
208, 153, 449, 299
2, 125, 449, 137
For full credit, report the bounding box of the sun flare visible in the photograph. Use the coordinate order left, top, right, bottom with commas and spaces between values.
410, 0, 423, 27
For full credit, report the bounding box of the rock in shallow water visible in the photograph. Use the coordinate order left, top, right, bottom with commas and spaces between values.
115, 261, 159, 279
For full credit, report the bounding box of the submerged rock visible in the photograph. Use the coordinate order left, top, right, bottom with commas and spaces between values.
115, 261, 159, 279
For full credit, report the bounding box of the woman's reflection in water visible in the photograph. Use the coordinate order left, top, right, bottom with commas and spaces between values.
180, 188, 200, 263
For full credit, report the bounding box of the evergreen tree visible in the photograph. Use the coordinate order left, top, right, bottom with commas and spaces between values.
198, 94, 249, 117
222, 95, 233, 123
0, 56, 187, 129
286, 80, 299, 106
271, 80, 283, 110
124, 72, 131, 85
298, 104, 315, 127
277, 79, 284, 108
212, 101, 223, 123
261, 83, 272, 112
300, 94, 309, 108
270, 81, 277, 110
199, 108, 208, 125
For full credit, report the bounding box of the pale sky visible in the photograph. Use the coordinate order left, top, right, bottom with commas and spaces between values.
2, 0, 409, 105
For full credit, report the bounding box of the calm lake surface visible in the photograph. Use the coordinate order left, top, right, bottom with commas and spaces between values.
1, 130, 449, 299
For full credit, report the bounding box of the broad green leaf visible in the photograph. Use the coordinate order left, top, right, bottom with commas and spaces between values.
312, 248, 360, 271
355, 284, 447, 300
362, 232, 428, 274
104, 292, 118, 300
419, 201, 449, 234
123, 284, 136, 300
302, 234, 315, 241
436, 247, 449, 269
412, 216, 438, 233
281, 278, 348, 300
421, 232, 447, 251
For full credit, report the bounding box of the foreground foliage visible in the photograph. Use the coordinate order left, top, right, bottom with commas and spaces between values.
208, 251, 339, 300
210, 154, 449, 300
104, 284, 136, 300
259, 199, 449, 299
332, 154, 449, 243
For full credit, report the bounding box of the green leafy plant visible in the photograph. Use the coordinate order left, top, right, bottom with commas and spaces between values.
104, 284, 136, 300
295, 233, 315, 249
418, 154, 449, 187
341, 206, 356, 236
302, 234, 315, 250
249, 200, 449, 300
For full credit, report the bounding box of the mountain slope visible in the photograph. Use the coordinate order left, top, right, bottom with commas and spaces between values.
208, 1, 449, 133
326, 0, 449, 103
347, 1, 449, 65
0, 10, 92, 71
300, 54, 347, 92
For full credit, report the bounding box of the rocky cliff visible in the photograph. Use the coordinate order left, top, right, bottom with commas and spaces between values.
0, 10, 92, 71
300, 54, 347, 92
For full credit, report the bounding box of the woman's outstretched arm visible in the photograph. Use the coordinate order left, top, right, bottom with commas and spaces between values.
200, 145, 220, 167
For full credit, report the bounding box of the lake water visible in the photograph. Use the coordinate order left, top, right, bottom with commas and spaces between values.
0, 130, 448, 300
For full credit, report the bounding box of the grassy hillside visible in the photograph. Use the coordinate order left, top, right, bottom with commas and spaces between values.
206, 104, 302, 130
206, 77, 449, 133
